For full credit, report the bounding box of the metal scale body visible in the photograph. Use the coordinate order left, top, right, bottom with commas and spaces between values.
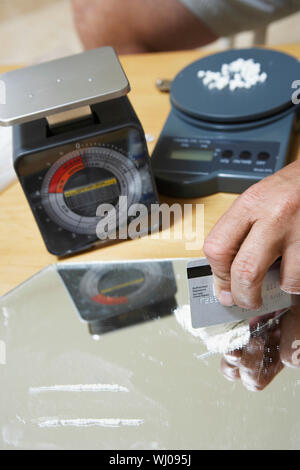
152, 48, 300, 198
0, 48, 158, 256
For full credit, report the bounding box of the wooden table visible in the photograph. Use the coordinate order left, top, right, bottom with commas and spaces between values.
0, 44, 299, 296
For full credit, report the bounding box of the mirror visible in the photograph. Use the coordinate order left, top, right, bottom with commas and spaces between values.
0, 259, 299, 450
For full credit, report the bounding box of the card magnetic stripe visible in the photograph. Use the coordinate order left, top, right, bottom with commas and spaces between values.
187, 265, 212, 279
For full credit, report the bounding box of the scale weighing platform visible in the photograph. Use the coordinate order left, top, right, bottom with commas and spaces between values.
152, 48, 300, 198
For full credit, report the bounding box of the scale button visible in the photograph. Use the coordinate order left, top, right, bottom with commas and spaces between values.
239, 151, 252, 159
257, 151, 270, 160
222, 149, 233, 158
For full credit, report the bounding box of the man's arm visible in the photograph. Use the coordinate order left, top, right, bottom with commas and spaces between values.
71, 0, 218, 54
72, 0, 300, 54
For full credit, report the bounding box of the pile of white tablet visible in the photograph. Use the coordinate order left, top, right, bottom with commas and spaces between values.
197, 58, 267, 91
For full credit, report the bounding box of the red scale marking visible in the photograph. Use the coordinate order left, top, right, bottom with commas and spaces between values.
49, 156, 85, 194
92, 294, 128, 305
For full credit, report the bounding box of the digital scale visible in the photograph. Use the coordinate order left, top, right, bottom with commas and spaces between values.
0, 47, 158, 256
152, 48, 300, 198
58, 260, 178, 336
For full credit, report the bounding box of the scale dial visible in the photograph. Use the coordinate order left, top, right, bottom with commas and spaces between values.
13, 97, 158, 256
80, 263, 164, 313
57, 261, 178, 337
41, 146, 142, 236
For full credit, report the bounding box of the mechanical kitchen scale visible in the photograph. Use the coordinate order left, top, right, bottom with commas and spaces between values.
58, 260, 177, 336
0, 47, 158, 256
152, 48, 300, 198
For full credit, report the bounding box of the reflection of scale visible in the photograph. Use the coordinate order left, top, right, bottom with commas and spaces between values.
0, 47, 158, 255
152, 48, 300, 198
58, 261, 178, 336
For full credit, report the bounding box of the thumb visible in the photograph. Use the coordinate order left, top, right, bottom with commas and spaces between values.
212, 273, 234, 306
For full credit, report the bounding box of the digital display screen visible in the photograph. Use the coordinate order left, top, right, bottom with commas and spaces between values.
170, 150, 214, 161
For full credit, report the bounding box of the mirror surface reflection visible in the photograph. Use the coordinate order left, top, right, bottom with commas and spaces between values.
0, 259, 299, 450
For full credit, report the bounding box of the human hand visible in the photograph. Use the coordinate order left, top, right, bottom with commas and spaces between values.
203, 161, 300, 309
221, 308, 300, 391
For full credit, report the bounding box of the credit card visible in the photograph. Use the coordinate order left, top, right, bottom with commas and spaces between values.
187, 258, 294, 328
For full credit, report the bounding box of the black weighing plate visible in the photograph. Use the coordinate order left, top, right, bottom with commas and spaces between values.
171, 48, 299, 124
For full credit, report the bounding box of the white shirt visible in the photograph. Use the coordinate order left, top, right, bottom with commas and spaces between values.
178, 0, 300, 36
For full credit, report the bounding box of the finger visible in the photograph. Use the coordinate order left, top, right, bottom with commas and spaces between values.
280, 308, 300, 368
220, 357, 240, 382
204, 195, 254, 306
239, 333, 283, 391
280, 242, 300, 294
249, 310, 285, 330
223, 350, 242, 367
230, 221, 282, 310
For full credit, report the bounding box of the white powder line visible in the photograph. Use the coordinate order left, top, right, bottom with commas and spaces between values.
36, 418, 144, 428
194, 351, 216, 360
16, 415, 26, 425
29, 384, 129, 394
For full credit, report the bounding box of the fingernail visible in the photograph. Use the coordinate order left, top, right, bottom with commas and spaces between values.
219, 290, 234, 306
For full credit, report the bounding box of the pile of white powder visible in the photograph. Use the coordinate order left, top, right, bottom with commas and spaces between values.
174, 304, 250, 354
197, 58, 267, 91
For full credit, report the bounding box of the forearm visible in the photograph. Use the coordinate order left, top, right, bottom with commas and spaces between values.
71, 0, 218, 54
